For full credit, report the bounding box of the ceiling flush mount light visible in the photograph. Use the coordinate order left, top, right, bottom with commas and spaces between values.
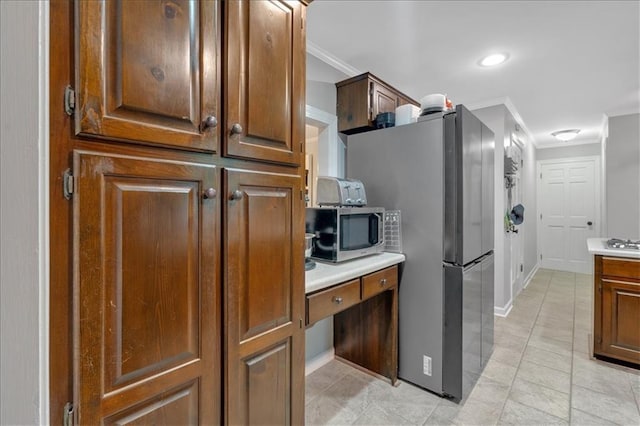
551, 129, 581, 141
479, 53, 509, 67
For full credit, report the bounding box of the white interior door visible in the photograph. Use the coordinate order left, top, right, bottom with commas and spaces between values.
538, 158, 599, 274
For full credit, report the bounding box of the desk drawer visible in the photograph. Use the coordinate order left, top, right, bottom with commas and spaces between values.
307, 278, 360, 325
362, 265, 398, 300
602, 257, 640, 280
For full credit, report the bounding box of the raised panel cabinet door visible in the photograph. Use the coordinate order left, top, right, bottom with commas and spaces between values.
601, 278, 640, 364
224, 0, 305, 166
372, 82, 398, 119
224, 168, 305, 425
73, 151, 220, 424
76, 0, 220, 151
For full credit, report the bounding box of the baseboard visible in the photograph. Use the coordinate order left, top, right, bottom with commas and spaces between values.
522, 263, 540, 289
494, 300, 513, 317
305, 348, 335, 376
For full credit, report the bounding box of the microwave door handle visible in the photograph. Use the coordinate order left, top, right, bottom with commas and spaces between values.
372, 213, 385, 247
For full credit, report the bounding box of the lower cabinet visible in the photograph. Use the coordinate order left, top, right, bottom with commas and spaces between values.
594, 255, 640, 365
73, 151, 221, 424
306, 265, 399, 383
224, 168, 305, 425
72, 155, 306, 424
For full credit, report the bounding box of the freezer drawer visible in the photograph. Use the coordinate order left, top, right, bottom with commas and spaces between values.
443, 252, 493, 401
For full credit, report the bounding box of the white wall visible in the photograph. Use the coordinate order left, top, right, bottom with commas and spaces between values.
304, 54, 348, 364
473, 104, 537, 314
0, 1, 48, 424
536, 143, 601, 161
606, 113, 640, 239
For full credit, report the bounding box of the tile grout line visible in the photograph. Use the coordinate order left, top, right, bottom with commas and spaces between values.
568, 271, 577, 425
495, 270, 554, 424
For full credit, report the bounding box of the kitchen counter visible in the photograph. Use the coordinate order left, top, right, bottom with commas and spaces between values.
586, 238, 640, 259
305, 252, 406, 294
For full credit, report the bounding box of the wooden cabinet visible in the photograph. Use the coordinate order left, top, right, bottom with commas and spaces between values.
335, 72, 419, 135
75, 0, 220, 152
73, 151, 220, 424
307, 279, 361, 324
594, 255, 640, 365
306, 265, 399, 383
224, 168, 305, 425
50, 0, 307, 424
224, 0, 305, 166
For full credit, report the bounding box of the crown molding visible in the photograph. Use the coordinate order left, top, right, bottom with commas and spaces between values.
306, 40, 361, 77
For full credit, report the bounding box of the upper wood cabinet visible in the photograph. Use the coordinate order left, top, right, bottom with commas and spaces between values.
75, 0, 220, 152
73, 150, 221, 424
224, 0, 305, 166
336, 72, 419, 135
223, 168, 305, 425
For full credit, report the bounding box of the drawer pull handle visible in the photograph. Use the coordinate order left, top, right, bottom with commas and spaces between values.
380, 278, 387, 286
332, 296, 343, 304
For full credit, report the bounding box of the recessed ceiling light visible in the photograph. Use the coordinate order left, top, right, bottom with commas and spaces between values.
551, 129, 581, 141
479, 53, 509, 67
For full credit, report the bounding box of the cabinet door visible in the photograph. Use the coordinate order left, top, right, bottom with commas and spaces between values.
73, 151, 220, 424
76, 0, 220, 151
224, 168, 305, 425
601, 278, 640, 364
225, 0, 305, 166
372, 82, 398, 118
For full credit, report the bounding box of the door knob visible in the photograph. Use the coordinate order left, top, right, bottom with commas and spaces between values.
230, 190, 244, 200
230, 123, 243, 135
587, 221, 593, 226
332, 296, 343, 305
379, 278, 387, 286
203, 188, 217, 199
201, 115, 218, 130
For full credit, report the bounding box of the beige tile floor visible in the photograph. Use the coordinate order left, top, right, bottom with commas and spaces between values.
305, 269, 640, 425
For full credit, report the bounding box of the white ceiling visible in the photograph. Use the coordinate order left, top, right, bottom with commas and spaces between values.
306, 0, 640, 148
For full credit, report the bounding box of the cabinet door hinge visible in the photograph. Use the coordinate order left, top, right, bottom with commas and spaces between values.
64, 85, 76, 116
63, 402, 74, 426
63, 168, 74, 200
300, 318, 303, 328
300, 190, 304, 201
300, 141, 304, 153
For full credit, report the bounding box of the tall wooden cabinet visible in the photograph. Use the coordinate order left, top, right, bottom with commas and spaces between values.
49, 1, 307, 424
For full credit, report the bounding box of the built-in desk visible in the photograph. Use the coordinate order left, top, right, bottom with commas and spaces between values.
305, 252, 405, 384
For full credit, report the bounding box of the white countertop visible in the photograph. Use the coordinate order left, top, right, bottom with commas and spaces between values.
587, 238, 640, 259
305, 252, 406, 294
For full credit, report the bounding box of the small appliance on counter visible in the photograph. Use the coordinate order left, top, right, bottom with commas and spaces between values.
316, 176, 368, 207
307, 177, 385, 263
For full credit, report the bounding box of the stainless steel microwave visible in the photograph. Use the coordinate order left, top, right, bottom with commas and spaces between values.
305, 207, 385, 262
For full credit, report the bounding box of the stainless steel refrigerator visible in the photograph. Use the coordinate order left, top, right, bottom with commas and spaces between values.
347, 105, 494, 402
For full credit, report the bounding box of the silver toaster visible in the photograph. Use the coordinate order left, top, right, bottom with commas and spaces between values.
316, 176, 367, 206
